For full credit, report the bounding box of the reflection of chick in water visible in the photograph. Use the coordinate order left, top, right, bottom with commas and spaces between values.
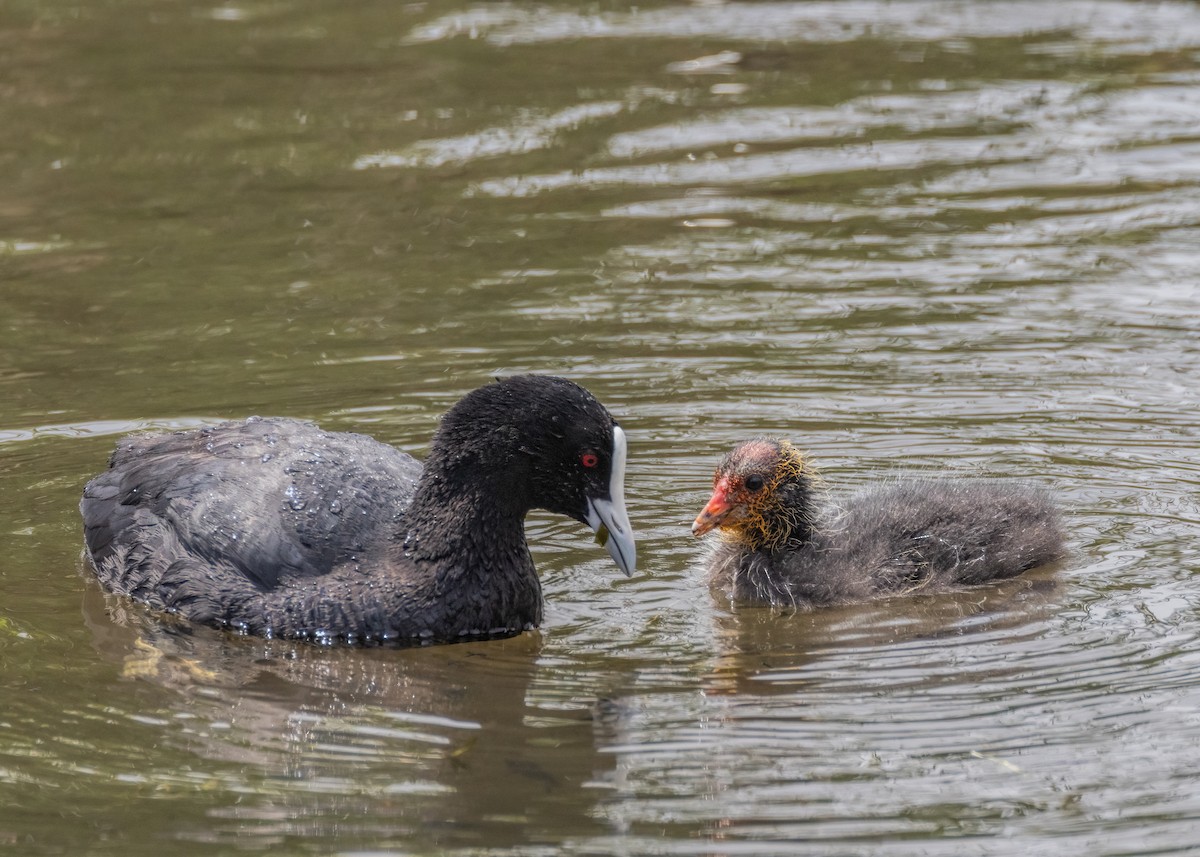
700, 570, 1064, 698
693, 439, 1066, 609
83, 582, 617, 850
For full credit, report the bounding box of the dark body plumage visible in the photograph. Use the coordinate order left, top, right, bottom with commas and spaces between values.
694, 439, 1066, 609
80, 375, 635, 645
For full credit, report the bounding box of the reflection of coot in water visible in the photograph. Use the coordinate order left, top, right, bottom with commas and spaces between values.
80, 375, 635, 645
79, 583, 619, 852
692, 438, 1065, 608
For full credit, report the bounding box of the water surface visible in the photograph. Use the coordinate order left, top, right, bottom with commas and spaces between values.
3, 1, 1200, 854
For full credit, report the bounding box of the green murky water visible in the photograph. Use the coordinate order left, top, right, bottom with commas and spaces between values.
4, 1, 1200, 853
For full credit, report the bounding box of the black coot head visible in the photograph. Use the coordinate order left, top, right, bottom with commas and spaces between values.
432, 375, 636, 575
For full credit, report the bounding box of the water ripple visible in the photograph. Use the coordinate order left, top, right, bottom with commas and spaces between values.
408, 1, 1200, 53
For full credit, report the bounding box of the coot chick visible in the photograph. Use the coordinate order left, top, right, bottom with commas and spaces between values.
692, 438, 1065, 608
81, 375, 636, 645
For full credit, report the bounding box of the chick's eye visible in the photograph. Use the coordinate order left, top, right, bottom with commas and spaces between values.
580, 451, 599, 469
744, 475, 765, 492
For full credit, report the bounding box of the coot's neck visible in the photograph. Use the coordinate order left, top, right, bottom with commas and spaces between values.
401, 456, 536, 588
405, 475, 523, 551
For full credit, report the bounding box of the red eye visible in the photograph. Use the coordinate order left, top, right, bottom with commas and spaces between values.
580, 452, 599, 469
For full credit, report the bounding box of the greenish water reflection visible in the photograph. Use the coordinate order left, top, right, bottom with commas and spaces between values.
4, 1, 1200, 854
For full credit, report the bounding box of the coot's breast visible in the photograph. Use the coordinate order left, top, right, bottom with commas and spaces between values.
81, 417, 423, 593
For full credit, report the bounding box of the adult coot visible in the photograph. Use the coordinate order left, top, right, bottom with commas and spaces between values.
81, 375, 636, 645
692, 438, 1065, 608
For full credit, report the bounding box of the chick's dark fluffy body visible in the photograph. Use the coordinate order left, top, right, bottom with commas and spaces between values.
703, 440, 1066, 608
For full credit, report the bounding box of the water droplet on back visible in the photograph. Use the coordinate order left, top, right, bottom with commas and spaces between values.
285, 484, 306, 510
